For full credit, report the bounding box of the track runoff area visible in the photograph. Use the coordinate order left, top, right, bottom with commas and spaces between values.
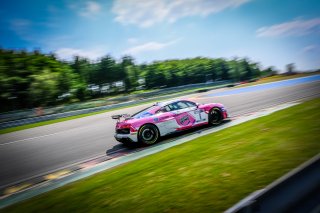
0, 74, 319, 208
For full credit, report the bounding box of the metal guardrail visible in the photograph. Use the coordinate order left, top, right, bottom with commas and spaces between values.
0, 81, 231, 130
225, 154, 320, 213
0, 101, 137, 129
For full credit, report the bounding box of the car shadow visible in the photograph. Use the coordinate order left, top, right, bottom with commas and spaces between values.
105, 141, 140, 156
106, 144, 126, 155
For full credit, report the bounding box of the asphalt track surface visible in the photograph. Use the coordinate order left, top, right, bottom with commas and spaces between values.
0, 76, 319, 188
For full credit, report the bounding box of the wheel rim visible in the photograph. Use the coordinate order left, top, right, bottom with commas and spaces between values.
142, 128, 155, 141
210, 109, 221, 124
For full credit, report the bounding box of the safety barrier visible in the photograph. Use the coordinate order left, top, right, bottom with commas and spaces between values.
225, 154, 320, 213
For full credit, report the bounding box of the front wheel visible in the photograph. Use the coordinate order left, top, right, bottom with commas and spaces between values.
138, 124, 159, 145
209, 108, 223, 125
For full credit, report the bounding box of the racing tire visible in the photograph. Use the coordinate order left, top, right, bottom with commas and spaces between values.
209, 108, 223, 126
138, 124, 160, 145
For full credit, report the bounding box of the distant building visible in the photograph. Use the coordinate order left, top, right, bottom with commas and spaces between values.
136, 78, 146, 90
112, 81, 125, 92
87, 84, 100, 94
100, 83, 111, 94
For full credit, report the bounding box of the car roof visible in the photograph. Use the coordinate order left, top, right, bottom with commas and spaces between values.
155, 99, 192, 107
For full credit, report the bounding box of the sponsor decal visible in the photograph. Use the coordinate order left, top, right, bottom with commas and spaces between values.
175, 112, 196, 126
180, 115, 190, 125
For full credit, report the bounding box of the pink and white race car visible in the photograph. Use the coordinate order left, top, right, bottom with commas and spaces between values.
112, 99, 228, 145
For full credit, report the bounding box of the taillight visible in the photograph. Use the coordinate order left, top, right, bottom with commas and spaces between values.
122, 124, 131, 129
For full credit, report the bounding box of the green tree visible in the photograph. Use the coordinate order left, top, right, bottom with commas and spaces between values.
29, 70, 59, 106
286, 63, 295, 74
120, 55, 134, 91
94, 55, 117, 85
0, 47, 266, 112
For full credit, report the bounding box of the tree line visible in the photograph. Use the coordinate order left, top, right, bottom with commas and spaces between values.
0, 48, 276, 112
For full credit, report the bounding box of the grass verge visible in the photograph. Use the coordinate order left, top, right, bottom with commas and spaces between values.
3, 98, 320, 212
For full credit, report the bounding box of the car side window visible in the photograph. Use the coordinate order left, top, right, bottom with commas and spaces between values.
169, 103, 181, 111
176, 101, 189, 109
183, 101, 197, 107
156, 105, 171, 113
164, 106, 171, 112
161, 102, 192, 112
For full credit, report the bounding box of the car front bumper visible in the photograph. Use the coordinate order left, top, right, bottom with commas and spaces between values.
223, 111, 228, 119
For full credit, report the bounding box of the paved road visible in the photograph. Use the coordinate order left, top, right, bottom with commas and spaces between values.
0, 78, 319, 188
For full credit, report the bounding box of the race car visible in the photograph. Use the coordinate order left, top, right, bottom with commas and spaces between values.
112, 99, 228, 145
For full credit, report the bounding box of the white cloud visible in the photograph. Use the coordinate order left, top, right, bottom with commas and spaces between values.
112, 0, 251, 27
70, 1, 101, 18
257, 18, 320, 37
82, 1, 101, 16
302, 45, 319, 53
124, 39, 180, 55
55, 47, 106, 60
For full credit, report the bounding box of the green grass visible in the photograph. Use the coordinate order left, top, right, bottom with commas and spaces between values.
3, 98, 320, 213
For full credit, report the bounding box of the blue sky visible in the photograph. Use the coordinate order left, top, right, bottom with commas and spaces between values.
1, 0, 320, 71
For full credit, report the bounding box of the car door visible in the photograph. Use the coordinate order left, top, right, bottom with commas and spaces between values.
170, 101, 197, 129
183, 101, 207, 124
154, 105, 179, 135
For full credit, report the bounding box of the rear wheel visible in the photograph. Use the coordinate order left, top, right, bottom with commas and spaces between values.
209, 108, 222, 125
138, 124, 159, 145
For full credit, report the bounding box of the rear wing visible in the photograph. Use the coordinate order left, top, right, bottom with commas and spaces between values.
111, 114, 130, 120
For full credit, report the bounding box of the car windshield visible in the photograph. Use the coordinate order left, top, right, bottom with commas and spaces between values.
132, 105, 160, 119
